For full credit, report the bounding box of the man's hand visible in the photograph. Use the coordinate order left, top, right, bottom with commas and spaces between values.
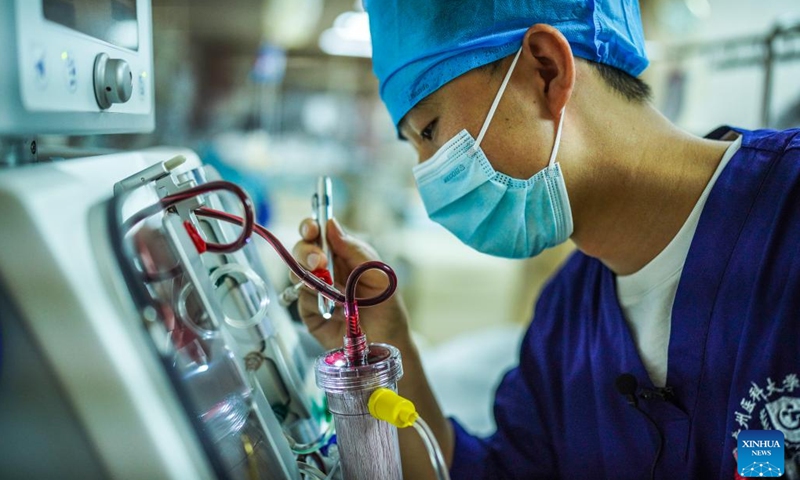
291, 217, 454, 479
291, 217, 411, 350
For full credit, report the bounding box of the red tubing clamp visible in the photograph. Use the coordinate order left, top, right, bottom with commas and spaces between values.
312, 268, 334, 286
184, 221, 207, 254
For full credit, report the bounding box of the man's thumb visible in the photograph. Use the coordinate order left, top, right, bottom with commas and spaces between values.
326, 218, 352, 257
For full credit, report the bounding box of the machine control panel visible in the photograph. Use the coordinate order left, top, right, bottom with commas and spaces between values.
93, 53, 133, 109
0, 1, 155, 134
13, 1, 152, 116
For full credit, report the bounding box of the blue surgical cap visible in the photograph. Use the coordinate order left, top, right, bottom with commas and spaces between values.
364, 0, 649, 128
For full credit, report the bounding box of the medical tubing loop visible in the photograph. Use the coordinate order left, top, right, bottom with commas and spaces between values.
123, 179, 397, 336
195, 207, 341, 302
344, 261, 397, 315
342, 261, 397, 363
343, 299, 362, 338
123, 181, 255, 254
193, 207, 398, 309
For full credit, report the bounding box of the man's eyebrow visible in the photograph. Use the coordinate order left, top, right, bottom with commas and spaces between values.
397, 95, 435, 141
397, 117, 411, 141
416, 95, 433, 108
413, 96, 438, 117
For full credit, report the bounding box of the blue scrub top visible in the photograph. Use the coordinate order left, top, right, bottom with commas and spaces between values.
450, 127, 800, 479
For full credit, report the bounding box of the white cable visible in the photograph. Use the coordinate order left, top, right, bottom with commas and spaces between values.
284, 418, 335, 455
324, 459, 340, 480
413, 416, 451, 480
413, 420, 439, 477
297, 461, 327, 480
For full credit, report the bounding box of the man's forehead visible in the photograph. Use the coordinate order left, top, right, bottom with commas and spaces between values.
397, 118, 410, 141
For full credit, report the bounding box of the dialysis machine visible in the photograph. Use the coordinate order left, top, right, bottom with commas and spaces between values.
0, 1, 338, 478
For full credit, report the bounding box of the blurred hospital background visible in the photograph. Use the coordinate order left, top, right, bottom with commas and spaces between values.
38, 0, 800, 435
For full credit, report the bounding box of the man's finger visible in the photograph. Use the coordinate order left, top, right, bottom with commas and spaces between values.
298, 289, 333, 332
292, 242, 328, 271
299, 218, 319, 241
326, 218, 381, 265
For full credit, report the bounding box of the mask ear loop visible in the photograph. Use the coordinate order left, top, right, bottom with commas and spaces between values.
548, 107, 566, 167
473, 47, 523, 152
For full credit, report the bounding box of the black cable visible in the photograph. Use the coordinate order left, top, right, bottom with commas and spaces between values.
636, 403, 664, 480
615, 373, 665, 480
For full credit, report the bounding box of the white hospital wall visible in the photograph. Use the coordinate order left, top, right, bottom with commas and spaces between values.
646, 0, 800, 133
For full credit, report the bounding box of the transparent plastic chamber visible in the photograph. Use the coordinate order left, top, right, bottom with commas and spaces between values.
316, 344, 404, 480
107, 166, 337, 479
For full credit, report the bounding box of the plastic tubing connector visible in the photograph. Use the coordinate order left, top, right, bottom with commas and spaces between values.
368, 388, 419, 429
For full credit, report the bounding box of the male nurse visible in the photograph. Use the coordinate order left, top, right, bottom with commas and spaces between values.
292, 0, 800, 478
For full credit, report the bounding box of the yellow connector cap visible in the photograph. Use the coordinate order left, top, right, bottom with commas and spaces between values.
368, 388, 419, 428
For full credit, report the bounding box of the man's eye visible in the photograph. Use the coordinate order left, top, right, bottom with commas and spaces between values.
420, 118, 438, 141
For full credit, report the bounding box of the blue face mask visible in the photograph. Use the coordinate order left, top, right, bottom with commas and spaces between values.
412, 48, 573, 259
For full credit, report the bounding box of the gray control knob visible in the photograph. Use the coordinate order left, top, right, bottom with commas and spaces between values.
93, 53, 133, 110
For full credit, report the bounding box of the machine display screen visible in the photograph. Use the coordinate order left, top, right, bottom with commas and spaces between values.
43, 0, 138, 51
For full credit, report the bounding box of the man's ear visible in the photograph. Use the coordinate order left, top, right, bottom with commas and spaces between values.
521, 24, 575, 117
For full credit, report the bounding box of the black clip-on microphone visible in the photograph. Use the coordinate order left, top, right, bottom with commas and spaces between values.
615, 373, 665, 480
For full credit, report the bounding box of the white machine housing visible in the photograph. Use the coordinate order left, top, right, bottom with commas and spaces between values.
0, 2, 327, 478
0, 0, 155, 135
